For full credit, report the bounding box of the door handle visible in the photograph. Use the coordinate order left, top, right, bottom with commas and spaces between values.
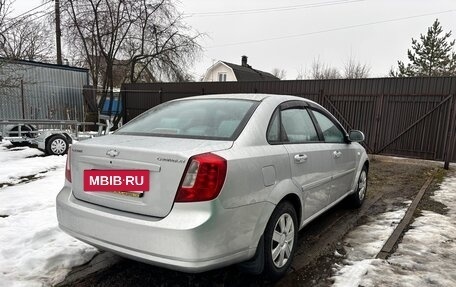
333, 150, 342, 158
294, 154, 308, 163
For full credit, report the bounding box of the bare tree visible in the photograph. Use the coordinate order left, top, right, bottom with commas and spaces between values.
65, 0, 129, 96
62, 0, 201, 87
0, 0, 53, 62
297, 57, 368, 80
0, 20, 52, 61
0, 0, 12, 29
295, 66, 306, 80
62, 2, 102, 88
309, 58, 341, 79
0, 0, 23, 92
271, 68, 286, 80
61, 0, 201, 127
343, 56, 370, 78
0, 0, 12, 59
123, 0, 201, 83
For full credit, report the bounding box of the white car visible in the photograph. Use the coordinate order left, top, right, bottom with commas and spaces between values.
57, 94, 368, 280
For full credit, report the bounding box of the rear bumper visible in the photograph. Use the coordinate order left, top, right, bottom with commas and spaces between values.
56, 186, 274, 272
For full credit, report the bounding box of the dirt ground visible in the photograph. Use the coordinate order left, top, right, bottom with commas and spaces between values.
62, 157, 446, 287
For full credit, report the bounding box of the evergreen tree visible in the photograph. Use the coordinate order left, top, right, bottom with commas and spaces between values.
391, 19, 456, 77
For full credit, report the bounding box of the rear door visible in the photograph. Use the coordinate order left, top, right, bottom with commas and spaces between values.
267, 102, 333, 221
310, 109, 357, 203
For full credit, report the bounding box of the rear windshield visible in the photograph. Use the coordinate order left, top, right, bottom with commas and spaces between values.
116, 99, 258, 140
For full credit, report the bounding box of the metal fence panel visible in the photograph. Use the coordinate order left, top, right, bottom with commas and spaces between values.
0, 59, 89, 121
122, 77, 456, 163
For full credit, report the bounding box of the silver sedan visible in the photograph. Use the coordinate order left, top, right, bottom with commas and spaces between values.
56, 94, 368, 280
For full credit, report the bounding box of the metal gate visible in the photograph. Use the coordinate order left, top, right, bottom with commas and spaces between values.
318, 93, 456, 169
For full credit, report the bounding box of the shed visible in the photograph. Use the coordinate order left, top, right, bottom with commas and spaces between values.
0, 58, 89, 121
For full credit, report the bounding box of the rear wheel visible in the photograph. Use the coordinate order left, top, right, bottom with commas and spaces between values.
347, 165, 368, 208
45, 134, 69, 155
263, 201, 298, 281
8, 125, 37, 146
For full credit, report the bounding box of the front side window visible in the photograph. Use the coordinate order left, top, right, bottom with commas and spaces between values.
267, 106, 319, 143
116, 99, 256, 140
312, 110, 345, 143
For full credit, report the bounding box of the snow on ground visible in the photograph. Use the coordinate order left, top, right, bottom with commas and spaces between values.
0, 142, 43, 161
0, 141, 97, 287
331, 207, 409, 287
0, 141, 66, 186
332, 173, 456, 287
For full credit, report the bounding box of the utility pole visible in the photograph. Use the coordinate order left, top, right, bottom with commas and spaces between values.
55, 0, 62, 65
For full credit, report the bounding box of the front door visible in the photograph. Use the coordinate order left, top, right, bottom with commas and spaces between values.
310, 110, 357, 203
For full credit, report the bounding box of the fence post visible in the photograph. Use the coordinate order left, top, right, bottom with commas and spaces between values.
319, 89, 324, 106
159, 89, 163, 104
443, 94, 456, 170
372, 94, 384, 154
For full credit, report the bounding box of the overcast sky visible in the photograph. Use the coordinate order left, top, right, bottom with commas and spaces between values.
12, 0, 456, 80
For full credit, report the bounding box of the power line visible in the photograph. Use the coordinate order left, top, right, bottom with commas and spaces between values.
185, 0, 365, 17
28, 9, 54, 22
1, 1, 53, 32
207, 9, 456, 48
10, 1, 52, 19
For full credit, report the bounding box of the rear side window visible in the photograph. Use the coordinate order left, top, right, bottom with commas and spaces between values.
281, 108, 319, 143
267, 110, 280, 143
267, 107, 319, 143
116, 99, 257, 140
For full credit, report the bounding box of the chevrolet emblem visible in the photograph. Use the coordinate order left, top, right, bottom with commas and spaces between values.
106, 149, 119, 157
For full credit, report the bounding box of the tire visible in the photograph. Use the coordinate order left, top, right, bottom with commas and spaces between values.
10, 141, 30, 147
8, 125, 37, 147
8, 125, 37, 139
45, 134, 69, 156
263, 201, 298, 281
347, 165, 368, 208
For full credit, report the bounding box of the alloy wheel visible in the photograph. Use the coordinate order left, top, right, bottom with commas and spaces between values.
271, 213, 295, 268
358, 170, 367, 201
51, 138, 67, 155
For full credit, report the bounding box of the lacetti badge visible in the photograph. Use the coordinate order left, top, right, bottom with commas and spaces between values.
106, 149, 119, 157
84, 170, 149, 192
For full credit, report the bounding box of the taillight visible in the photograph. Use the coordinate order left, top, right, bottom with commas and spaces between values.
175, 153, 227, 202
65, 149, 72, 182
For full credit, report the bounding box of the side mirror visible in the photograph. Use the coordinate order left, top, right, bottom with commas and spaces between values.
349, 130, 365, 142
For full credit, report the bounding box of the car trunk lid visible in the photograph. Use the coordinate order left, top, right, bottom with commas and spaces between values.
70, 134, 232, 217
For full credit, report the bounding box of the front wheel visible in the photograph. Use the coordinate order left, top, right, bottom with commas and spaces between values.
263, 201, 298, 281
347, 165, 368, 208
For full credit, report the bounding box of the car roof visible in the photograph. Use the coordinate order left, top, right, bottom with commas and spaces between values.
175, 93, 313, 103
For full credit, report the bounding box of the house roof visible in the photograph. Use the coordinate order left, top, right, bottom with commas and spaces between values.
0, 57, 88, 73
221, 61, 280, 81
